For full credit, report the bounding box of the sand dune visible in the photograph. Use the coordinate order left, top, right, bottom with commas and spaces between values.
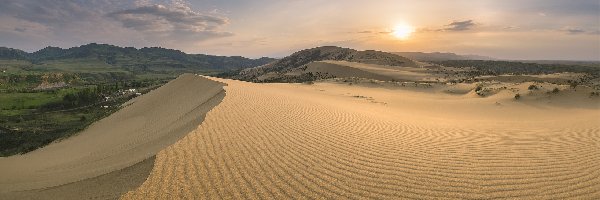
288, 60, 443, 82
123, 77, 600, 199
319, 60, 434, 81
0, 74, 225, 199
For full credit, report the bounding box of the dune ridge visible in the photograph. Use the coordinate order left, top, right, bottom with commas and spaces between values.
123, 77, 600, 199
0, 74, 226, 199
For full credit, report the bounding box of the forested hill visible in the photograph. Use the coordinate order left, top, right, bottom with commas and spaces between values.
0, 43, 276, 71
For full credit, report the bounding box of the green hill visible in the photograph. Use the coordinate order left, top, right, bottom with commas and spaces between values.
0, 43, 276, 78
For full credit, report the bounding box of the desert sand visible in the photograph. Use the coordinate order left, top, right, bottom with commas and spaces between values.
123, 76, 600, 199
0, 74, 225, 199
285, 60, 441, 82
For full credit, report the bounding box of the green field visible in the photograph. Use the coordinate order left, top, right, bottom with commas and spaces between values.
0, 82, 162, 156
0, 92, 62, 110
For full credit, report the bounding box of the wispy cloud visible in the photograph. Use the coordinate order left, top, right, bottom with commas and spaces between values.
503, 26, 520, 30
563, 28, 585, 34
416, 20, 477, 32
107, 3, 232, 40
13, 27, 27, 32
444, 20, 476, 31
107, 4, 228, 31
560, 26, 600, 35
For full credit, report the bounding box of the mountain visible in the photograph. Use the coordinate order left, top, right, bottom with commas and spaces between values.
0, 43, 276, 71
232, 46, 417, 82
0, 47, 29, 60
393, 52, 495, 62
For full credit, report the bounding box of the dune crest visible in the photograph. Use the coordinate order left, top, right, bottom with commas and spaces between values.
123, 77, 599, 199
0, 74, 225, 199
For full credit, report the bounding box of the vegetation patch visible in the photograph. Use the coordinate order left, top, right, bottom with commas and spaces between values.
0, 80, 163, 156
514, 93, 521, 100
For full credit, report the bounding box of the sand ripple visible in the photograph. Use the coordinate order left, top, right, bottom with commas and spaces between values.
124, 77, 600, 199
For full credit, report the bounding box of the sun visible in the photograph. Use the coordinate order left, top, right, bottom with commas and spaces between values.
392, 23, 415, 39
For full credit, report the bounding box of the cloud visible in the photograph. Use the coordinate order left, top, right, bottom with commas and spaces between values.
0, 0, 103, 27
561, 27, 600, 35
0, 1, 140, 45
526, 0, 599, 16
353, 30, 394, 35
444, 20, 476, 31
107, 3, 232, 40
14, 27, 27, 32
503, 26, 520, 30
564, 28, 585, 34
0, 0, 233, 51
108, 4, 228, 30
419, 20, 477, 32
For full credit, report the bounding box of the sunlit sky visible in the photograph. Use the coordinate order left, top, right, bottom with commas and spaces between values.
1, 0, 599, 60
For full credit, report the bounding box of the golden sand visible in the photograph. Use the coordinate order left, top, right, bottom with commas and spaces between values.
124, 77, 600, 199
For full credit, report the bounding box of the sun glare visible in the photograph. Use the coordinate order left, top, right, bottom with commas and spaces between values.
392, 23, 415, 39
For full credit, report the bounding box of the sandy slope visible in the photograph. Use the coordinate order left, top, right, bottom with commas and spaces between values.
294, 60, 442, 82
2, 157, 155, 200
124, 77, 600, 199
0, 74, 225, 198
320, 60, 433, 81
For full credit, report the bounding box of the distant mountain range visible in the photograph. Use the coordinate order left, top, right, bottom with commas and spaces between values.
393, 52, 495, 62
232, 46, 418, 82
0, 43, 276, 71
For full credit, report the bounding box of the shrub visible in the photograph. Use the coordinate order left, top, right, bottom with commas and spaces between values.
552, 88, 560, 94
528, 85, 538, 90
475, 85, 485, 96
475, 85, 483, 92
514, 93, 521, 100
570, 81, 578, 89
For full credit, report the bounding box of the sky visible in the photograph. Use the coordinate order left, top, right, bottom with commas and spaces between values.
0, 0, 599, 60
